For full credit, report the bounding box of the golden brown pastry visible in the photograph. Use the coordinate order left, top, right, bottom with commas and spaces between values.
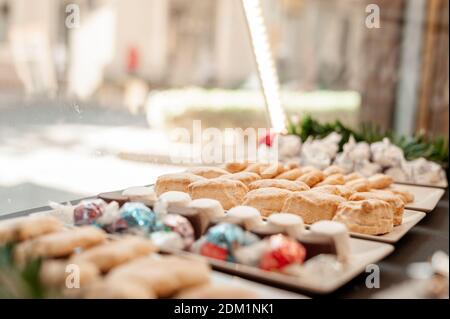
387, 188, 415, 204
285, 161, 300, 170
224, 162, 248, 173
368, 173, 394, 189
188, 178, 248, 210
275, 168, 303, 180
155, 173, 206, 196
344, 172, 364, 182
248, 179, 309, 192
244, 163, 269, 174
333, 199, 394, 235
315, 173, 345, 187
311, 185, 354, 199
220, 171, 261, 187
259, 162, 285, 179
323, 165, 345, 177
345, 178, 371, 192
281, 191, 345, 224
242, 187, 292, 217
0, 215, 62, 244
298, 166, 318, 176
186, 167, 231, 179
296, 170, 325, 187
349, 191, 404, 226
40, 259, 100, 289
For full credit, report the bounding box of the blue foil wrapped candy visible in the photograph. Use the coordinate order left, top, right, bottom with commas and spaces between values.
111, 202, 156, 234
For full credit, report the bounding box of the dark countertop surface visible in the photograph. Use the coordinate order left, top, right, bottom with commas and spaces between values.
1, 189, 448, 299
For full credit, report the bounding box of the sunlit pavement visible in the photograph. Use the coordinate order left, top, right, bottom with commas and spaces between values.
0, 98, 183, 215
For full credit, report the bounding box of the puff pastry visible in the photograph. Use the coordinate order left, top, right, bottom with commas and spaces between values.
242, 187, 292, 217
224, 162, 248, 173
248, 179, 310, 192
275, 168, 303, 180
345, 178, 371, 192
186, 167, 230, 179
188, 178, 248, 210
220, 171, 261, 186
285, 161, 300, 170
315, 173, 345, 187
259, 162, 285, 179
155, 173, 206, 196
349, 191, 404, 226
281, 191, 345, 224
322, 165, 345, 177
344, 172, 364, 182
387, 188, 414, 204
296, 170, 325, 187
333, 199, 394, 235
244, 163, 269, 174
311, 185, 354, 199
368, 173, 394, 189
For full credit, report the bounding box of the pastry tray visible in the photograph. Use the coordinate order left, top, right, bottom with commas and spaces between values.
170, 237, 394, 295
392, 184, 446, 212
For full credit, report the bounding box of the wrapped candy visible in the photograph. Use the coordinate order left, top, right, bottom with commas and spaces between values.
155, 214, 195, 249
73, 199, 109, 226
259, 234, 306, 271
195, 223, 259, 262
109, 202, 156, 234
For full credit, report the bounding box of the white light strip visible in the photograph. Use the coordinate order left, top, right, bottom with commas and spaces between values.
242, 0, 287, 133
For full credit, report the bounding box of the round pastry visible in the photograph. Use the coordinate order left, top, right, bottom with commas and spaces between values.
322, 165, 345, 177
281, 191, 345, 224
296, 170, 325, 187
332, 199, 394, 235
73, 199, 108, 226
311, 185, 354, 199
349, 191, 404, 226
267, 213, 305, 238
122, 187, 157, 207
186, 166, 230, 179
345, 178, 371, 192
275, 168, 303, 181
220, 171, 261, 186
368, 173, 394, 189
198, 223, 259, 262
309, 220, 350, 262
259, 234, 306, 271
227, 206, 262, 230
155, 173, 206, 196
344, 172, 364, 182
259, 162, 285, 179
248, 179, 310, 192
225, 162, 248, 173
242, 187, 292, 217
315, 173, 345, 187
188, 178, 248, 210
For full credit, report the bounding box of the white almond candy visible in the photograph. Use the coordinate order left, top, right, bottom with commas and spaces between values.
122, 187, 157, 206
188, 199, 225, 219
309, 220, 350, 262
159, 191, 191, 211
267, 213, 305, 238
227, 206, 262, 230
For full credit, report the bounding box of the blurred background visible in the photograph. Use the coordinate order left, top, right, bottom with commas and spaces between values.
0, 0, 448, 214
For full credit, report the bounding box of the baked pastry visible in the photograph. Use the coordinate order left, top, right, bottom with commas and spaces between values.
40, 259, 100, 289
332, 199, 394, 235
260, 162, 285, 179
186, 167, 230, 179
345, 178, 371, 192
323, 165, 345, 177
344, 172, 364, 182
281, 191, 345, 224
176, 284, 257, 299
242, 187, 292, 217
220, 171, 261, 186
248, 179, 310, 192
315, 173, 345, 187
188, 178, 248, 210
285, 161, 300, 170
311, 185, 354, 199
349, 191, 404, 226
0, 215, 62, 244
244, 163, 269, 174
225, 162, 248, 173
296, 170, 325, 187
298, 166, 318, 176
387, 188, 414, 204
275, 168, 303, 180
14, 226, 107, 264
368, 173, 394, 189
155, 173, 206, 196
70, 237, 157, 273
